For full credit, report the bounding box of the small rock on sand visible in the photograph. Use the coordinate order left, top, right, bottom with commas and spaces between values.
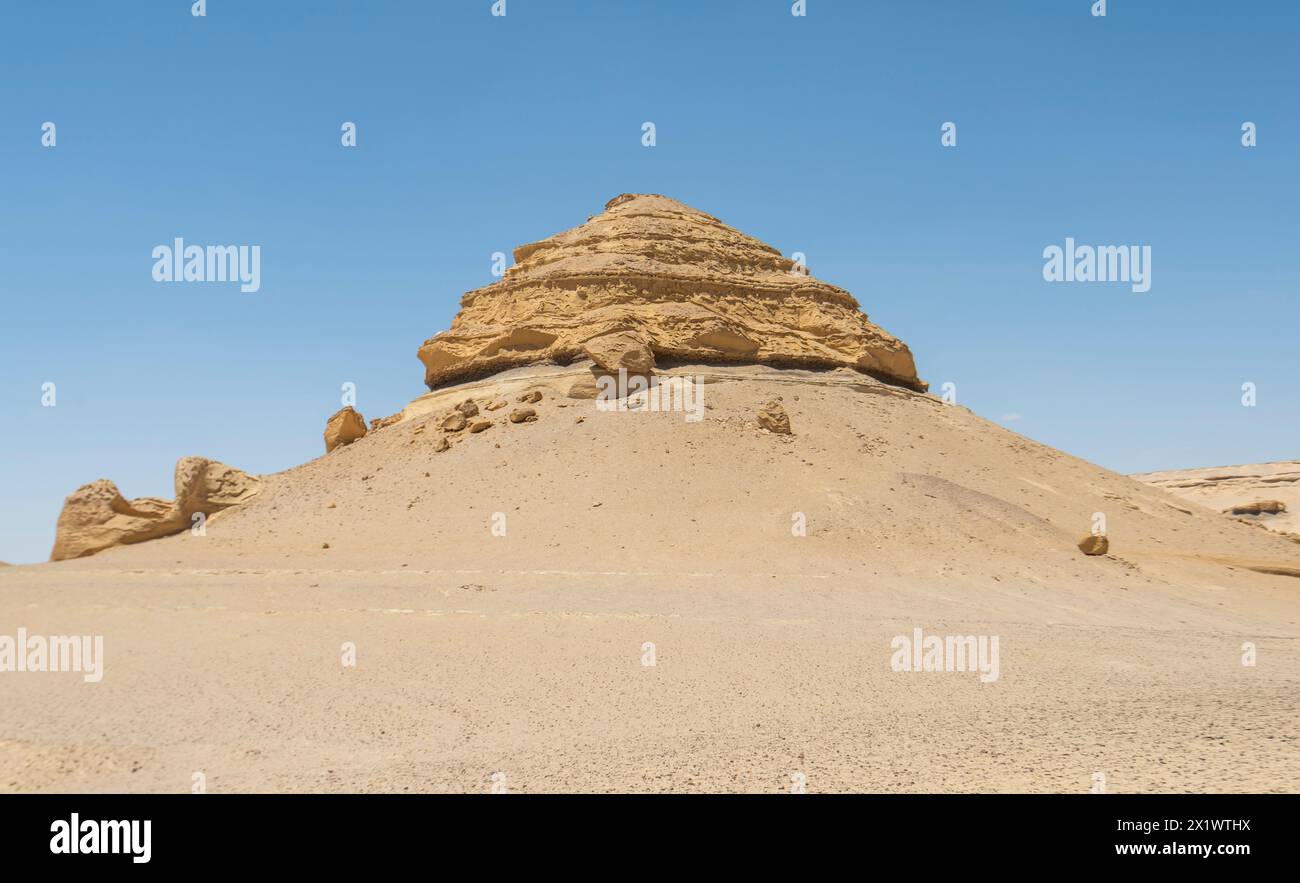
324, 406, 367, 453
1077, 534, 1109, 556
756, 401, 792, 435
1224, 500, 1287, 516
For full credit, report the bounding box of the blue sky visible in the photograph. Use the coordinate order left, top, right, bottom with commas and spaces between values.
1, 0, 1297, 563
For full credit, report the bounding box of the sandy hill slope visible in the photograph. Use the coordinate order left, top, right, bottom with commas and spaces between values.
4, 194, 1298, 793
1133, 462, 1300, 538
3, 363, 1298, 793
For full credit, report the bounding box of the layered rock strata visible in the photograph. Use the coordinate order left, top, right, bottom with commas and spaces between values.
418, 194, 923, 391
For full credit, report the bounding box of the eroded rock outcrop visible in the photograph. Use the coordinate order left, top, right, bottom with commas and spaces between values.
417, 194, 924, 391
369, 412, 402, 433
174, 456, 261, 514
51, 458, 261, 561
583, 330, 656, 376
324, 406, 367, 453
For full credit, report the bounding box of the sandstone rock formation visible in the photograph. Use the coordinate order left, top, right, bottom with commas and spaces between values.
509, 407, 537, 423
1077, 534, 1109, 556
324, 406, 367, 453
1225, 500, 1287, 516
1133, 462, 1300, 537
173, 456, 262, 514
757, 401, 792, 435
417, 194, 923, 391
51, 458, 261, 560
583, 330, 655, 376
369, 413, 402, 432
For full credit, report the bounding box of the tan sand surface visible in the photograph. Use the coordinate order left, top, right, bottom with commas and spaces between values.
2, 365, 1297, 792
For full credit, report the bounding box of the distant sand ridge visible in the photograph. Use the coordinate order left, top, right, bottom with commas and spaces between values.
1132, 461, 1300, 538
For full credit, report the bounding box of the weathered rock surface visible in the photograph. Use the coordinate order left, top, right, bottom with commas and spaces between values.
509, 407, 537, 424
1133, 461, 1300, 537
417, 194, 923, 391
1225, 500, 1287, 516
324, 407, 367, 453
51, 458, 261, 560
583, 330, 656, 375
174, 456, 261, 514
566, 375, 600, 399
370, 413, 402, 432
757, 401, 792, 435
1077, 534, 1109, 556
441, 412, 467, 432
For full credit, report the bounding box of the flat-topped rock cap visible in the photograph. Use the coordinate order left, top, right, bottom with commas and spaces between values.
418, 194, 925, 391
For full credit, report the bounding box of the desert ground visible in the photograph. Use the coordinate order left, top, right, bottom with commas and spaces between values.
2, 363, 1297, 793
